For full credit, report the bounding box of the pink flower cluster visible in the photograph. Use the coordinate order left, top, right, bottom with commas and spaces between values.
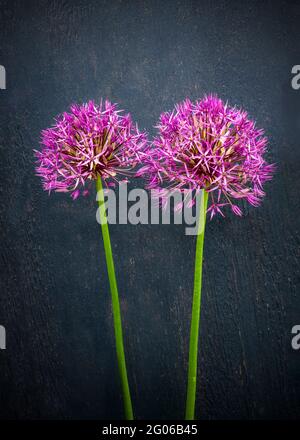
36, 96, 274, 216
35, 100, 146, 199
141, 95, 275, 217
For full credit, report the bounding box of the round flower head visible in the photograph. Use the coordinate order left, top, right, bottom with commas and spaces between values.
35, 100, 146, 199
141, 95, 275, 218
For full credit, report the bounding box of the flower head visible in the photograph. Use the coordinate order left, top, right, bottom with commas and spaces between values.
35, 100, 146, 199
140, 95, 275, 218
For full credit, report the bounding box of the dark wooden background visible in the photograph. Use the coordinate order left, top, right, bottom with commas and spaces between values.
0, 0, 299, 420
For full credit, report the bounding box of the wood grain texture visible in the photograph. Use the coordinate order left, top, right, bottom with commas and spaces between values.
0, 0, 299, 420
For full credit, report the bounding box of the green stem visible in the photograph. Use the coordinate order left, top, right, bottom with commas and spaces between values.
185, 190, 208, 420
96, 176, 134, 420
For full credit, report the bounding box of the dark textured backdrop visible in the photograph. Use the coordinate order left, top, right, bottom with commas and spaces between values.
0, 0, 299, 420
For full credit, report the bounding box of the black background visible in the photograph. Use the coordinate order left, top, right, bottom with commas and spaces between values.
0, 0, 299, 420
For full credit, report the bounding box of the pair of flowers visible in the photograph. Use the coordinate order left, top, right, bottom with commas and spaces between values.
35, 96, 274, 419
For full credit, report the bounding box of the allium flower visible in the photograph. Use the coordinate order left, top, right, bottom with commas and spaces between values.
141, 95, 274, 218
35, 100, 146, 199
35, 100, 145, 420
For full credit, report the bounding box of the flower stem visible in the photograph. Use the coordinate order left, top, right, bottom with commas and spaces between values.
185, 190, 208, 420
96, 176, 134, 420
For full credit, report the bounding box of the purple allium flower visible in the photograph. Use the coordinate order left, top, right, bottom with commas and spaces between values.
35, 100, 146, 199
139, 95, 275, 218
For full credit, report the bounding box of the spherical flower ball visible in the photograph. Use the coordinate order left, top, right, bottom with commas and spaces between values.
35, 100, 147, 199
141, 95, 275, 218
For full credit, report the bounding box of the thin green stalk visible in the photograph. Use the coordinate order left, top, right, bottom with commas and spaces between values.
185, 190, 208, 420
96, 176, 133, 420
